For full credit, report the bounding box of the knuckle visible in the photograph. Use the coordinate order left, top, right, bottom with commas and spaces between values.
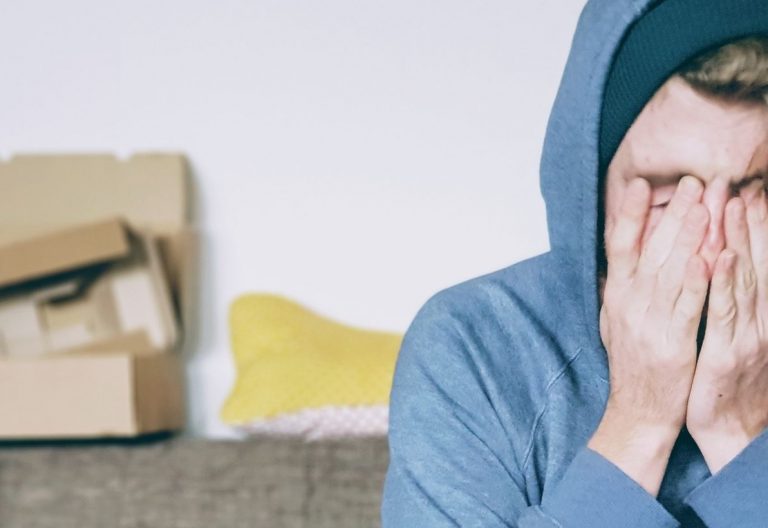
711, 301, 737, 323
741, 268, 758, 294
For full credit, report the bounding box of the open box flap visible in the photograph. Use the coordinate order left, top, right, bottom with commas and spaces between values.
0, 218, 131, 289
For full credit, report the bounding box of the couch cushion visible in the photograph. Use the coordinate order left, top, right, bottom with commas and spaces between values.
0, 436, 389, 528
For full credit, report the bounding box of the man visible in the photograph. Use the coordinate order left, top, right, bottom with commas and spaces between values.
382, 1, 768, 527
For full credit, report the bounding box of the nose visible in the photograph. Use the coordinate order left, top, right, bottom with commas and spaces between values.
699, 178, 729, 278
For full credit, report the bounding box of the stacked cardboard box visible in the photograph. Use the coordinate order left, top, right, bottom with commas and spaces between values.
0, 153, 195, 439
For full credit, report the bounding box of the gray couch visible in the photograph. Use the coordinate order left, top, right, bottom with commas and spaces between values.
0, 435, 389, 528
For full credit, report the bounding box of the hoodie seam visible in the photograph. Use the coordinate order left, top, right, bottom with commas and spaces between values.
519, 347, 585, 475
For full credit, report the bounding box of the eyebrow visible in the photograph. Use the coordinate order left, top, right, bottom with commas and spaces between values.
642, 169, 768, 190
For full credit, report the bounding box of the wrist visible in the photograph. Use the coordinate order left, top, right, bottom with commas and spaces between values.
588, 416, 679, 496
689, 429, 752, 474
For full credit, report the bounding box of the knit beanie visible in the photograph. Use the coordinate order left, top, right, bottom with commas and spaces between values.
599, 0, 768, 175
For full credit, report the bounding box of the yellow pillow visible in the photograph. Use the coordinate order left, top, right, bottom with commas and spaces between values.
220, 293, 403, 438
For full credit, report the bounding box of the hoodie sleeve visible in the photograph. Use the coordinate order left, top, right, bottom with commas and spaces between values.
682, 426, 768, 528
381, 298, 680, 528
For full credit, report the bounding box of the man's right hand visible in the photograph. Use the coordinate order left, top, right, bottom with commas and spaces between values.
588, 175, 710, 497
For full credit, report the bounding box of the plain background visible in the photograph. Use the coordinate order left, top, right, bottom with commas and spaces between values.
0, 0, 587, 438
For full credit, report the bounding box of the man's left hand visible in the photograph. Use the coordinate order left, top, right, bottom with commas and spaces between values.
687, 192, 768, 474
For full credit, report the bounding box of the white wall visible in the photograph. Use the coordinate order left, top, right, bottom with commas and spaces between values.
0, 0, 587, 438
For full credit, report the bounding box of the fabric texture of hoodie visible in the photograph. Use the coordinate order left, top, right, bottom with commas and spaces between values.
381, 1, 768, 526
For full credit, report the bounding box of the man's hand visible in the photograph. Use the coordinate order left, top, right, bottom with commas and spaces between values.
687, 191, 768, 474
590, 175, 710, 497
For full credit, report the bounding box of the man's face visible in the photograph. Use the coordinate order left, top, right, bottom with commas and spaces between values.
604, 76, 768, 281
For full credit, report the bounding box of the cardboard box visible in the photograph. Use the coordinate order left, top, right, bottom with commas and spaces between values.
0, 153, 194, 439
0, 218, 179, 358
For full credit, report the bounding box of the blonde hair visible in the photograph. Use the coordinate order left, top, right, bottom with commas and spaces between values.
677, 36, 768, 105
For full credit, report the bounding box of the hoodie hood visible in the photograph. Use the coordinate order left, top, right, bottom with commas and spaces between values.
539, 0, 768, 353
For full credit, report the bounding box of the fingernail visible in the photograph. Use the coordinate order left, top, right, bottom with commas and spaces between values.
681, 176, 701, 194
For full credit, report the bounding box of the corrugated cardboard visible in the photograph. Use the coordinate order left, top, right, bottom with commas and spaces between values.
0, 153, 193, 439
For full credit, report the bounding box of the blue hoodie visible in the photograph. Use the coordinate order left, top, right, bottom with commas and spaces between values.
381, 1, 768, 527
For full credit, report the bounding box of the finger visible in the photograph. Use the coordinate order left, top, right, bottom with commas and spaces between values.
704, 249, 738, 346
637, 176, 704, 276
671, 253, 709, 338
606, 178, 651, 281
655, 204, 709, 309
746, 188, 768, 303
725, 198, 757, 324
